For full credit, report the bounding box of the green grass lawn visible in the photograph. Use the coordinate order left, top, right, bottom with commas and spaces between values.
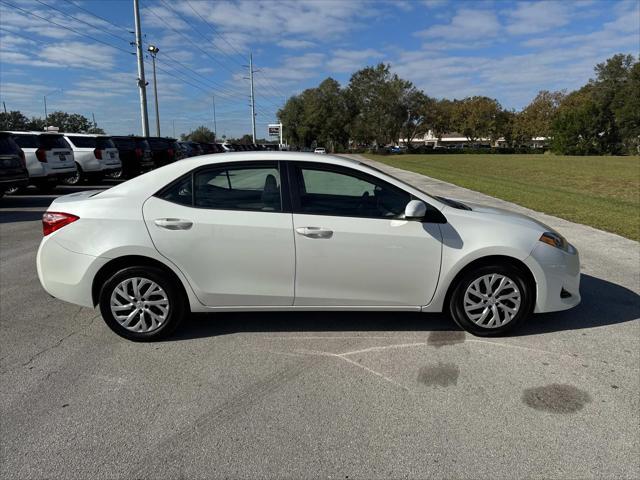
364, 153, 640, 241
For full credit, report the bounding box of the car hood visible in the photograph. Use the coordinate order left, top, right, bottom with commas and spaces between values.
443, 197, 554, 233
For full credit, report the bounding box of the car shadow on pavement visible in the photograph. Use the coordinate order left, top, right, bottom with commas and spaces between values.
516, 274, 640, 335
173, 274, 639, 341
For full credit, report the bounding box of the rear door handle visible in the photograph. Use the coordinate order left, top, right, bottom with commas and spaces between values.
154, 218, 193, 230
295, 226, 333, 239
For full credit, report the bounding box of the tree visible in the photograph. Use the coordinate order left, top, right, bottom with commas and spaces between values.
0, 111, 29, 130
551, 54, 638, 154
346, 63, 415, 146
182, 125, 215, 143
45, 111, 103, 133
451, 96, 503, 143
551, 87, 610, 155
513, 90, 565, 145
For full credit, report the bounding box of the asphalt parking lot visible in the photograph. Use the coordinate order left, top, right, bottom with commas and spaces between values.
1, 165, 639, 479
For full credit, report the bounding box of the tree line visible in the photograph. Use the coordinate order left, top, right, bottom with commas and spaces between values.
0, 110, 105, 134
277, 54, 639, 155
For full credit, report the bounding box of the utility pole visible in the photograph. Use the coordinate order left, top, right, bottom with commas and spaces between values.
133, 0, 149, 137
212, 95, 217, 139
92, 112, 97, 130
172, 120, 176, 138
148, 44, 160, 136
2, 101, 6, 113
43, 95, 47, 125
249, 53, 256, 143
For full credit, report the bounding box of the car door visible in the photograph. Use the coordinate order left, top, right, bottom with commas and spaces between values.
289, 162, 443, 307
143, 161, 295, 307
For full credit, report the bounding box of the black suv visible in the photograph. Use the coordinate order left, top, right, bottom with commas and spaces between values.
147, 137, 178, 167
111, 136, 154, 179
0, 132, 29, 196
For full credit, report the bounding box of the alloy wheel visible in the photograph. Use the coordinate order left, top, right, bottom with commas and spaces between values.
463, 273, 522, 328
109, 277, 170, 333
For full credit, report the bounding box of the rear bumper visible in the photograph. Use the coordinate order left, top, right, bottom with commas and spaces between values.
524, 242, 581, 313
37, 235, 107, 308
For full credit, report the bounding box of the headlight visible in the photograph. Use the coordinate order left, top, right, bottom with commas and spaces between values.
539, 232, 570, 252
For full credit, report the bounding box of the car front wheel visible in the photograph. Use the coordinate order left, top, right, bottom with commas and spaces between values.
98, 266, 186, 341
448, 264, 534, 336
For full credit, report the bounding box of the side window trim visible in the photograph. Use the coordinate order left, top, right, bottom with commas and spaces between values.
288, 161, 414, 220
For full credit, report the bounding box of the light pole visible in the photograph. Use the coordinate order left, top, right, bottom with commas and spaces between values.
43, 88, 62, 130
147, 44, 160, 137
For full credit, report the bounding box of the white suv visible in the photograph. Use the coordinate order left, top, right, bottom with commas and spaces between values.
8, 131, 76, 192
63, 134, 122, 184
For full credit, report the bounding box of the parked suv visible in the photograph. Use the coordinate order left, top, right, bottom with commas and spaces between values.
147, 137, 178, 167
7, 131, 76, 192
63, 134, 122, 184
0, 132, 29, 196
111, 136, 154, 179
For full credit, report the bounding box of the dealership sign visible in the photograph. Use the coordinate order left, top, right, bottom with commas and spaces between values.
268, 124, 281, 136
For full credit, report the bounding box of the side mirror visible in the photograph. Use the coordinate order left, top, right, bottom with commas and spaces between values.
404, 200, 427, 220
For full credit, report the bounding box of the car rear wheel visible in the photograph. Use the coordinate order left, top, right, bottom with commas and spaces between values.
448, 264, 534, 336
64, 164, 82, 185
98, 266, 187, 341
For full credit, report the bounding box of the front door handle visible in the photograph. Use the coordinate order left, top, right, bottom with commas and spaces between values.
295, 226, 333, 239
154, 218, 193, 230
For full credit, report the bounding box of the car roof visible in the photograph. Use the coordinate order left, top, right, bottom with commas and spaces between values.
64, 133, 110, 138
3, 130, 63, 136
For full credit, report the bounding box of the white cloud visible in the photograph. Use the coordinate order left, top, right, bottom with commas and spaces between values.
416, 9, 501, 40
504, 1, 571, 35
278, 39, 316, 49
326, 49, 384, 73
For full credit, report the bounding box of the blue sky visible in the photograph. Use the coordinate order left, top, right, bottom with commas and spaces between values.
0, 0, 638, 138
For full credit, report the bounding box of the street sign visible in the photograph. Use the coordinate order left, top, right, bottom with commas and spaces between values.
268, 124, 280, 136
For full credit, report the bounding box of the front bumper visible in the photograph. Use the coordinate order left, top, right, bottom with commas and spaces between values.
524, 242, 581, 313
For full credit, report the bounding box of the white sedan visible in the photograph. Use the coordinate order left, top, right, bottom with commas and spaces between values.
37, 152, 580, 341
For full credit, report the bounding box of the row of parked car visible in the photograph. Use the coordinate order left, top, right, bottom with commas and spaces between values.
0, 131, 279, 196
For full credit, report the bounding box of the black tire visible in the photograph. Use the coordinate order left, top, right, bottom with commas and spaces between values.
98, 266, 187, 341
448, 263, 534, 336
63, 164, 82, 185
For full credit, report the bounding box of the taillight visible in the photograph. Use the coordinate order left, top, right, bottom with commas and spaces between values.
167, 148, 174, 158
42, 212, 79, 236
94, 148, 103, 160
36, 148, 47, 162
135, 147, 142, 158
19, 149, 26, 167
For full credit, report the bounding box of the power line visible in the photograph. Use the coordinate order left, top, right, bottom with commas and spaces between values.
28, 0, 251, 103
153, 0, 285, 111
0, 0, 133, 55
33, 0, 132, 44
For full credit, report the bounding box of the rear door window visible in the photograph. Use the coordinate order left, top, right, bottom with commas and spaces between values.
157, 163, 283, 212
